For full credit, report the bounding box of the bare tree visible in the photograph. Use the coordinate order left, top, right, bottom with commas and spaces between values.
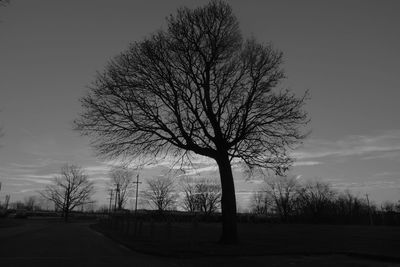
265, 176, 300, 221
108, 166, 134, 210
0, 182, 11, 210
4, 194, 10, 210
195, 179, 221, 215
381, 201, 395, 212
75, 1, 308, 243
181, 177, 222, 215
41, 164, 95, 221
296, 180, 336, 218
143, 176, 177, 212
395, 201, 400, 213
250, 190, 273, 215
181, 177, 199, 213
24, 195, 39, 211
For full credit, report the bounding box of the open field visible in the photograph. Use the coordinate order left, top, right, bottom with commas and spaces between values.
0, 217, 399, 266
94, 219, 400, 261
0, 218, 24, 228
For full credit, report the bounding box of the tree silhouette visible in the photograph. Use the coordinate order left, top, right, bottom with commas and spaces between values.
181, 177, 221, 215
265, 176, 300, 221
41, 164, 95, 221
297, 180, 336, 218
75, 1, 308, 243
108, 166, 134, 210
250, 190, 273, 215
143, 176, 177, 212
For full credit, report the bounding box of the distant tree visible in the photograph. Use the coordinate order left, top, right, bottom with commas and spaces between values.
0, 183, 11, 210
181, 177, 198, 213
41, 164, 95, 221
75, 1, 308, 243
108, 166, 134, 210
334, 190, 370, 222
97, 204, 109, 213
194, 179, 222, 215
265, 176, 300, 221
381, 201, 395, 213
9, 201, 24, 210
143, 176, 177, 212
23, 195, 39, 211
181, 178, 221, 215
4, 195, 10, 209
250, 190, 273, 215
36, 195, 53, 211
395, 201, 400, 213
296, 180, 336, 218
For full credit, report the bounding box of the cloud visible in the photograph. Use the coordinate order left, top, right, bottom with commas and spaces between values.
332, 180, 399, 190
374, 171, 400, 177
293, 129, 400, 161
14, 174, 57, 185
362, 151, 400, 161
84, 165, 110, 175
293, 161, 322, 166
15, 188, 42, 194
181, 165, 219, 176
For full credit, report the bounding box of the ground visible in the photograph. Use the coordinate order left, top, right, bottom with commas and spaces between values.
0, 218, 399, 267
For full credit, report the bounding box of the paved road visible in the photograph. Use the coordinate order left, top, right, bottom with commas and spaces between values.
0, 219, 173, 266
1, 219, 399, 267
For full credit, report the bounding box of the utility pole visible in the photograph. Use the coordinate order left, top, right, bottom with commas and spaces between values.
114, 186, 119, 212
108, 189, 114, 213
133, 174, 141, 217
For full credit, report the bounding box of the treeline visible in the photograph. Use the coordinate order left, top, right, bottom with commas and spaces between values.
2, 171, 400, 226
250, 176, 400, 225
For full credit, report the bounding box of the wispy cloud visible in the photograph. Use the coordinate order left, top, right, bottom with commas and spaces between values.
85, 165, 110, 176
181, 165, 219, 176
332, 180, 399, 190
14, 174, 56, 185
15, 188, 42, 194
293, 161, 322, 166
374, 171, 400, 177
293, 129, 400, 161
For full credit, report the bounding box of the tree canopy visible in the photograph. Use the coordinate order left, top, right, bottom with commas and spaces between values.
41, 164, 95, 221
75, 1, 308, 243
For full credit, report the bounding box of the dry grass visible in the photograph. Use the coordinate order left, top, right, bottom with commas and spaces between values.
92, 220, 400, 261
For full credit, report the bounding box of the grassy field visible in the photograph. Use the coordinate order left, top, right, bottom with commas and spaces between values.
0, 218, 25, 228
92, 220, 400, 261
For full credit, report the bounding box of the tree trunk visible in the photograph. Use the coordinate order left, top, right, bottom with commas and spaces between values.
216, 152, 238, 244
64, 208, 69, 222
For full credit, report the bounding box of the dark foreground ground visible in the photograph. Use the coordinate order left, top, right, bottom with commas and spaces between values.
0, 218, 399, 267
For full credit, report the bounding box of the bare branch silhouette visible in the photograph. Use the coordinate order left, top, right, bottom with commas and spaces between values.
143, 176, 177, 212
108, 166, 135, 210
41, 164, 95, 221
181, 177, 221, 215
75, 1, 308, 243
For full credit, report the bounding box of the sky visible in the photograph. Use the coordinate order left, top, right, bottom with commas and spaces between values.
0, 0, 399, 209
